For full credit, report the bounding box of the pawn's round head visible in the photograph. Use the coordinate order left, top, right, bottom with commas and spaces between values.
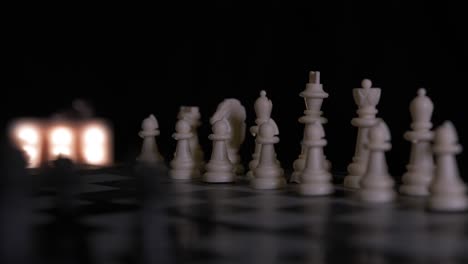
361, 79, 372, 89
435, 121, 459, 146
176, 119, 191, 134
142, 114, 159, 130
369, 119, 391, 143
213, 119, 230, 135
417, 88, 426, 96
305, 121, 324, 140
259, 121, 276, 138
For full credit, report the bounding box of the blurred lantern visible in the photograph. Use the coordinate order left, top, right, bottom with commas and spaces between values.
8, 118, 112, 168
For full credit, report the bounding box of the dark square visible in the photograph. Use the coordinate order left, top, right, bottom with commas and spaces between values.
183, 188, 258, 201
167, 203, 256, 220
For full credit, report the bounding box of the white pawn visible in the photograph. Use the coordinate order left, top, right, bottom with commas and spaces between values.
203, 119, 236, 183
400, 88, 435, 196
178, 106, 205, 172
358, 120, 396, 203
291, 147, 306, 183
137, 114, 164, 164
299, 121, 334, 196
427, 121, 468, 212
251, 120, 286, 189
169, 119, 198, 180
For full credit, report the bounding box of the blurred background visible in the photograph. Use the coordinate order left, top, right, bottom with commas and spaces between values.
9, 1, 468, 179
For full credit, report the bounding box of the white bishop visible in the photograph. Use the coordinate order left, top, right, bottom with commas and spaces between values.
400, 88, 435, 196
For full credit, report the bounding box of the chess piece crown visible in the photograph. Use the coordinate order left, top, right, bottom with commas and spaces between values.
353, 79, 381, 122
300, 71, 328, 123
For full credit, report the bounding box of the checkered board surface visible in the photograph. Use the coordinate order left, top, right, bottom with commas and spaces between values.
32, 164, 468, 264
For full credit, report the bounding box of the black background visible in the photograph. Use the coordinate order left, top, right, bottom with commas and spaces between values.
10, 1, 468, 180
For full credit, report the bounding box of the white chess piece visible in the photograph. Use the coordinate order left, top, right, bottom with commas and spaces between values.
247, 90, 276, 179
178, 106, 205, 172
137, 114, 164, 164
169, 119, 198, 180
291, 71, 330, 183
210, 99, 246, 174
251, 120, 286, 189
344, 79, 381, 188
400, 88, 435, 196
203, 119, 236, 183
291, 146, 307, 183
358, 119, 396, 203
427, 121, 468, 212
299, 121, 334, 196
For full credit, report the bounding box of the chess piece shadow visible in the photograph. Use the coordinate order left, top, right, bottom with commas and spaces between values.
36, 157, 92, 264
0, 137, 34, 264
129, 163, 176, 264
49, 157, 83, 218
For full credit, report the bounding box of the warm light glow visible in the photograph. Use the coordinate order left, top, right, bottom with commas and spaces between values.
51, 127, 73, 145
82, 125, 109, 165
22, 145, 39, 168
83, 127, 105, 144
51, 146, 72, 156
49, 126, 74, 159
13, 123, 42, 168
83, 146, 105, 164
9, 118, 112, 168
18, 126, 40, 144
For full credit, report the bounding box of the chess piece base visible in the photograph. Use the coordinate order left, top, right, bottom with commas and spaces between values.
299, 183, 333, 196
400, 171, 432, 196
343, 175, 362, 189
251, 177, 286, 190
358, 188, 396, 203
202, 172, 235, 183
170, 169, 199, 180
399, 184, 429, 196
428, 195, 468, 212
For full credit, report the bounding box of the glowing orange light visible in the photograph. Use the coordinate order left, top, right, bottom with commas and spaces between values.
12, 123, 42, 168
51, 127, 73, 144
81, 125, 110, 165
18, 126, 40, 144
49, 126, 75, 159
9, 118, 112, 168
83, 127, 105, 143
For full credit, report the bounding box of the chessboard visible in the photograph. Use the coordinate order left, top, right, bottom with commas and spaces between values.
19, 163, 468, 264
